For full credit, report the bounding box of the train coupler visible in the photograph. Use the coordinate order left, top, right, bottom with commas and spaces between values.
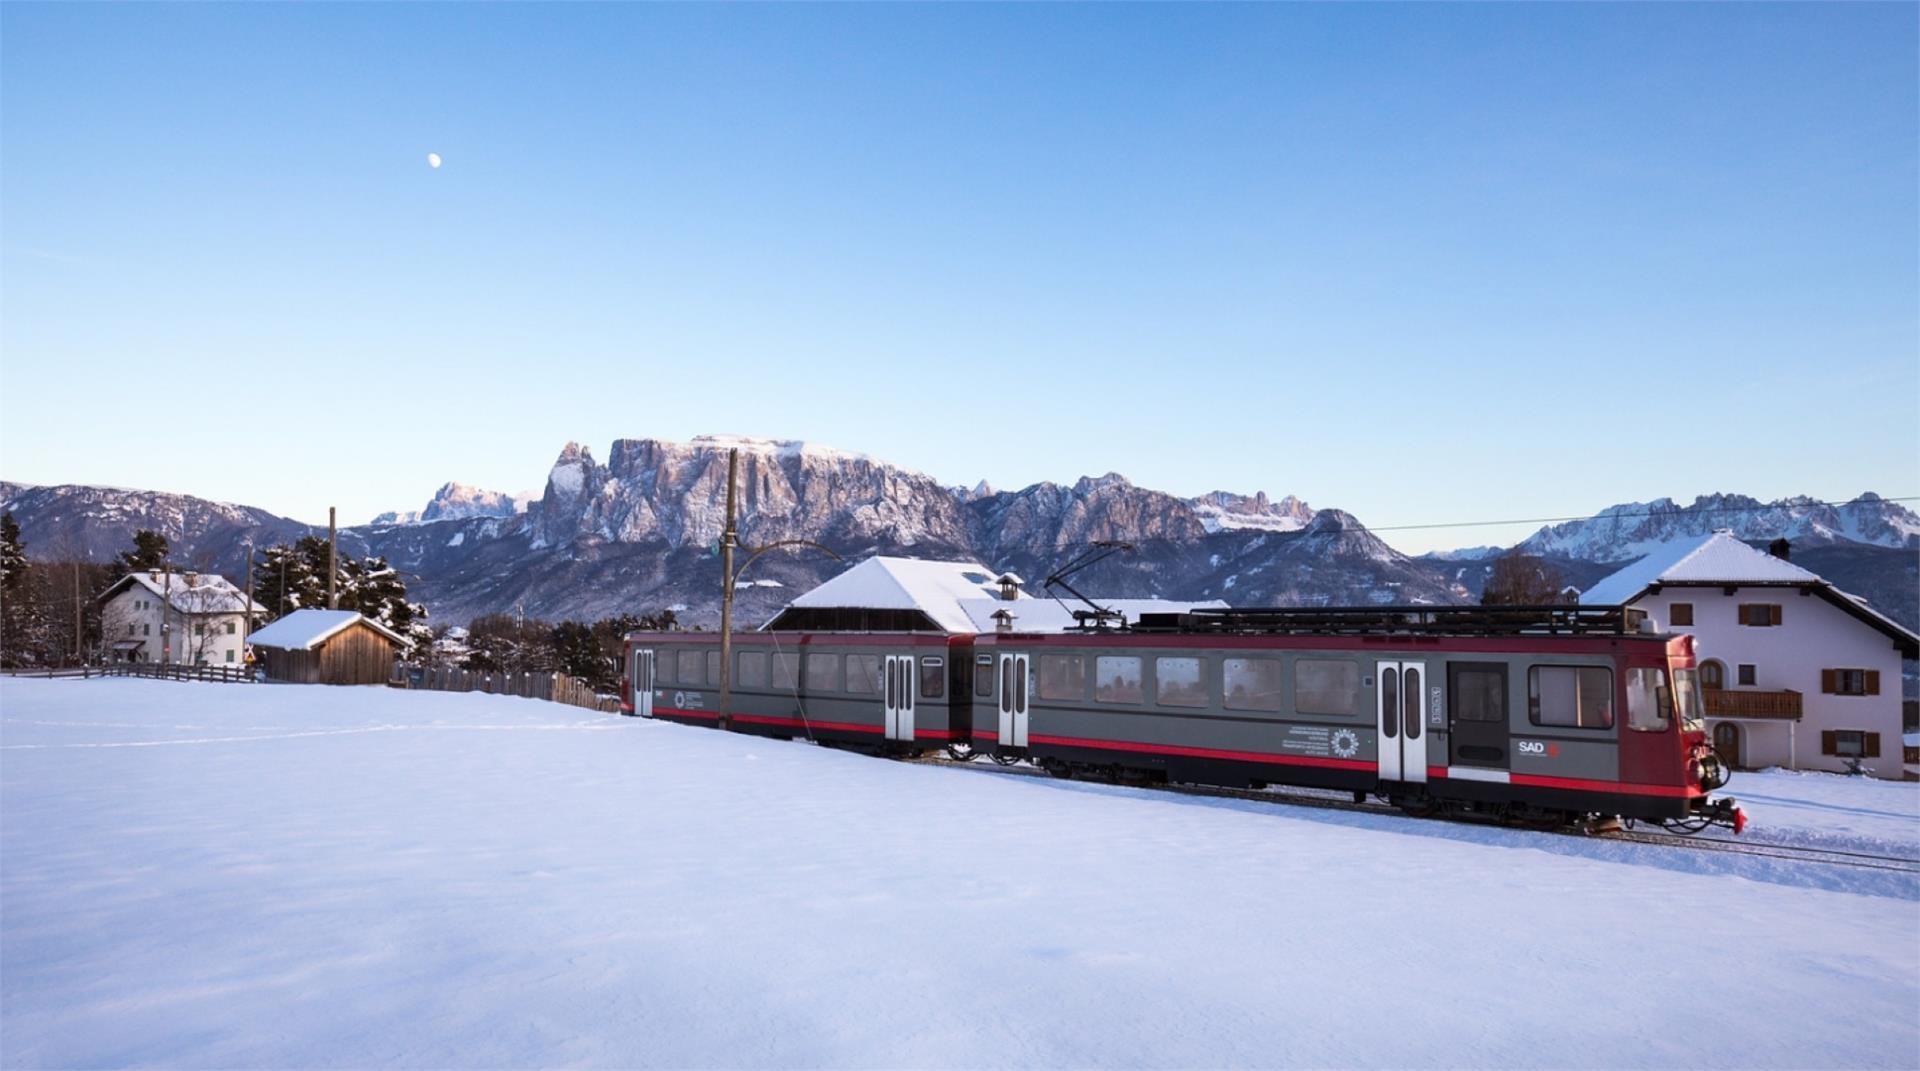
1703, 797, 1746, 835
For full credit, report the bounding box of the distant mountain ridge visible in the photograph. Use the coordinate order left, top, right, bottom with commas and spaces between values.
5, 440, 1914, 632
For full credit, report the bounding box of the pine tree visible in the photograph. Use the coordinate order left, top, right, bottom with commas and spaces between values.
111, 530, 170, 582
0, 513, 30, 665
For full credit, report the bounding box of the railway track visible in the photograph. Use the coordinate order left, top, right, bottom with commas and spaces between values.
922, 754, 1920, 875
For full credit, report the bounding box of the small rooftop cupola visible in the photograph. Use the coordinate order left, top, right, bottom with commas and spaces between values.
991, 608, 1016, 634
1768, 537, 1791, 561
996, 572, 1024, 601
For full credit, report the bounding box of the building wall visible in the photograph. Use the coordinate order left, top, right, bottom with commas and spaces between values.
99, 587, 250, 666
1630, 586, 1906, 778
259, 624, 395, 685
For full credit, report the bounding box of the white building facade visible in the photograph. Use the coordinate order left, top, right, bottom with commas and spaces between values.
1582, 533, 1917, 779
98, 570, 266, 667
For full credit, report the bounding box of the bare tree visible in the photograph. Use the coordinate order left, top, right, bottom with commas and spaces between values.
1481, 554, 1568, 606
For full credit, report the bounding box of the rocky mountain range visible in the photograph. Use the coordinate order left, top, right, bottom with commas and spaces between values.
4, 437, 1914, 632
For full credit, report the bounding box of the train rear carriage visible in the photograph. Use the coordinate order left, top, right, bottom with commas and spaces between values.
623, 631, 974, 752
974, 606, 1737, 828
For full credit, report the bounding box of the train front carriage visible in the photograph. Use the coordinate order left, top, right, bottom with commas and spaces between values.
973, 607, 1739, 831
621, 631, 974, 753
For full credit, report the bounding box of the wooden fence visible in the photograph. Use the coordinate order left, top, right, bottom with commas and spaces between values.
391, 665, 621, 714
1, 663, 256, 684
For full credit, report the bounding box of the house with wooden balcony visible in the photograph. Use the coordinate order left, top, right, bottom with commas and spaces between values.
1581, 531, 1918, 779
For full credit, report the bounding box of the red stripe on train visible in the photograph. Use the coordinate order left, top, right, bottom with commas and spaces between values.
649, 706, 952, 741
1424, 765, 1696, 798
1024, 733, 1375, 772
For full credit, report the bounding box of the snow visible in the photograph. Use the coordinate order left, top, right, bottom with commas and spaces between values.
446, 531, 463, 547
2, 678, 1915, 1069
688, 434, 876, 466
1581, 531, 1822, 605
104, 571, 265, 615
244, 608, 406, 650
786, 556, 1021, 633
1714, 767, 1920, 858
547, 460, 586, 496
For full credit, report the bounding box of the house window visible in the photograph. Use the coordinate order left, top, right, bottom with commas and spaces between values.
1823, 730, 1881, 759
1739, 603, 1781, 627
1823, 669, 1878, 696
143, 624, 151, 636
1737, 664, 1756, 686
1669, 603, 1693, 627
225, 622, 237, 635
195, 624, 206, 636
226, 650, 236, 663
1700, 660, 1725, 689
128, 624, 136, 636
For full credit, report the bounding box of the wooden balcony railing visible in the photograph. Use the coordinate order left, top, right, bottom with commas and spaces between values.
1704, 688, 1801, 721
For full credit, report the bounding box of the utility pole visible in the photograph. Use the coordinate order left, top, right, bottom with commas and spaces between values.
327, 507, 338, 610
243, 539, 255, 640
71, 559, 82, 664
717, 448, 738, 732
162, 562, 173, 665
279, 552, 288, 617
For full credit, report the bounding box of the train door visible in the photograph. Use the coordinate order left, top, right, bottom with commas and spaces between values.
1374, 661, 1428, 783
998, 653, 1030, 748
1447, 661, 1511, 769
885, 655, 917, 741
631, 649, 655, 718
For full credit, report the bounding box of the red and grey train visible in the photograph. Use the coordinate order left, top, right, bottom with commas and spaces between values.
620, 605, 1744, 833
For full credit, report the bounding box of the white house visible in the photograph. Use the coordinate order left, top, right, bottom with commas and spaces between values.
97, 570, 268, 667
1581, 532, 1918, 779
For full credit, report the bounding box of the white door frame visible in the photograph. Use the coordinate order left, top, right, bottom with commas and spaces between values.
885, 655, 917, 741
633, 649, 655, 718
998, 653, 1030, 747
1374, 659, 1428, 784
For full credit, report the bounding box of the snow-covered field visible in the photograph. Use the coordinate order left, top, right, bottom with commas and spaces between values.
3, 678, 1916, 1069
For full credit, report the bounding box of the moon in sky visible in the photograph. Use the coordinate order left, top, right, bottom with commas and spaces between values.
427, 152, 442, 169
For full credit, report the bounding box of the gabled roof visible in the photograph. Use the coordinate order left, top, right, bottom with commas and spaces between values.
99, 571, 267, 615
781, 557, 1027, 633
246, 609, 406, 650
1582, 531, 1918, 656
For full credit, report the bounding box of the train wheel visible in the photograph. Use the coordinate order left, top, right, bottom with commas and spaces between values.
1040, 758, 1073, 779
1397, 796, 1440, 819
945, 743, 976, 762
992, 753, 1021, 767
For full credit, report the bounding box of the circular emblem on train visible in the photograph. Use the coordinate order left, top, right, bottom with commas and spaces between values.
1331, 729, 1360, 759
673, 691, 687, 708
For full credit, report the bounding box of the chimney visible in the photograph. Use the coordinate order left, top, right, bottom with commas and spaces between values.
992, 608, 1016, 634
1768, 537, 1791, 561
996, 572, 1024, 602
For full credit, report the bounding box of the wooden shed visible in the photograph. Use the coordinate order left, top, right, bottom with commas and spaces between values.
246, 609, 405, 685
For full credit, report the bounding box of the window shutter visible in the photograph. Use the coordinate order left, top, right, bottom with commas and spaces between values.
1821, 669, 1837, 694
1769, 605, 1782, 626
1737, 603, 1750, 624
1865, 670, 1880, 696
1864, 733, 1881, 759
1821, 730, 1837, 755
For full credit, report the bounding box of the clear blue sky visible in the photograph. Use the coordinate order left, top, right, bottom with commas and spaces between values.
3, 3, 1914, 553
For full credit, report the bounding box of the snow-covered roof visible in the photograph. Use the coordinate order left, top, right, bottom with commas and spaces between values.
783, 557, 1026, 633
246, 609, 406, 651
773, 555, 1226, 634
1580, 532, 1821, 606
1581, 531, 1917, 655
959, 598, 1229, 633
102, 571, 267, 615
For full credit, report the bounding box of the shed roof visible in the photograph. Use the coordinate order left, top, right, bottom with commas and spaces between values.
246, 609, 406, 651
782, 557, 1028, 633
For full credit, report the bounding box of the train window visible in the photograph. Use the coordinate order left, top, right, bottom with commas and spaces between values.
920, 657, 944, 699
1294, 659, 1360, 716
805, 653, 841, 692
655, 652, 675, 684
1155, 657, 1207, 707
1094, 656, 1143, 704
1380, 667, 1399, 738
976, 655, 996, 698
1672, 668, 1705, 731
1528, 666, 1614, 729
1038, 655, 1087, 700
771, 652, 799, 691
1626, 668, 1670, 732
1223, 658, 1284, 712
1450, 664, 1506, 723
846, 654, 881, 695
737, 651, 769, 689
677, 650, 705, 686
1403, 666, 1422, 740
706, 651, 721, 686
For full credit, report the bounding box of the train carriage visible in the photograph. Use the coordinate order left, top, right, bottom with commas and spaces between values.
624, 631, 973, 752
972, 606, 1737, 827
